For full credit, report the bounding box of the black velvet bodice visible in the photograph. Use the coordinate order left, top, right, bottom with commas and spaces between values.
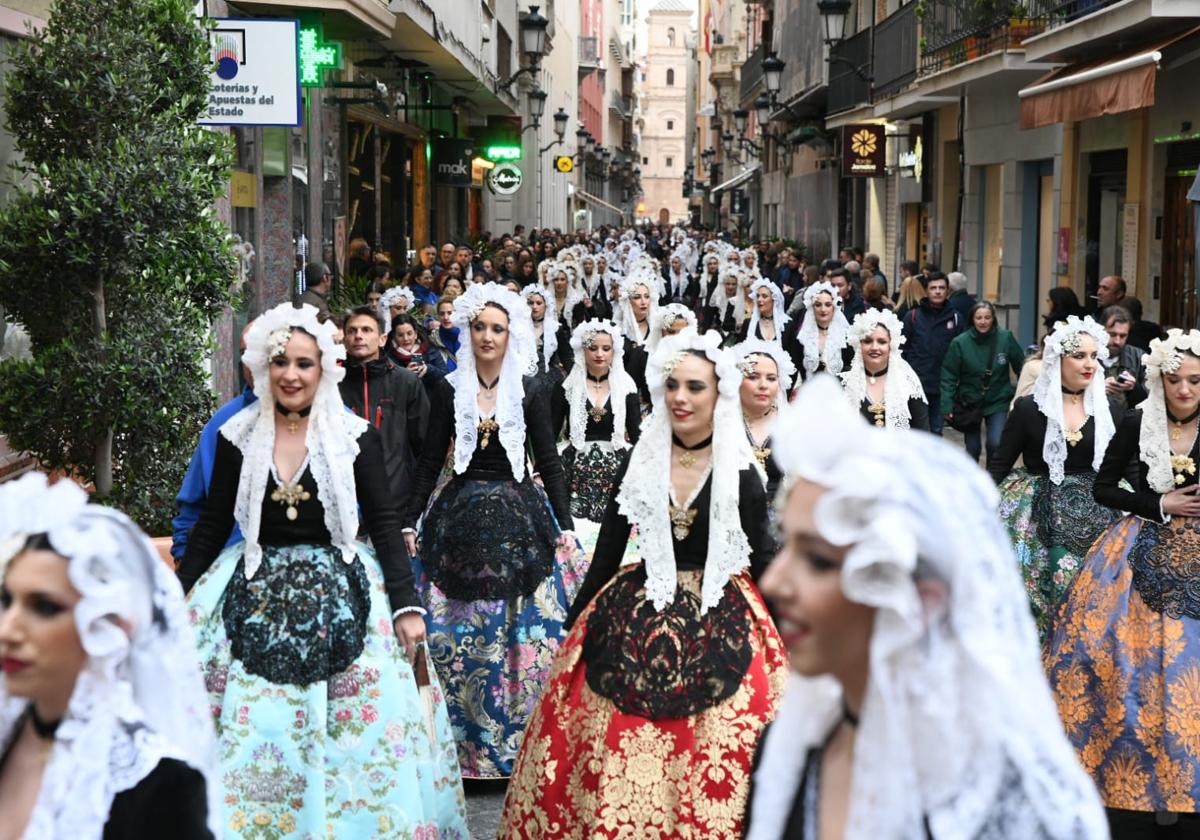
988, 395, 1123, 484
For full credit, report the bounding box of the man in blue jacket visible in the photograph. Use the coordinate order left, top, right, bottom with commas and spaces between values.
901, 273, 963, 436
171, 322, 256, 560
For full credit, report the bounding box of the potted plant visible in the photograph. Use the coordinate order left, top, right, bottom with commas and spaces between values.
0, 0, 236, 537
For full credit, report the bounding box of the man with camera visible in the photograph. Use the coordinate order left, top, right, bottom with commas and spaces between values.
1099, 305, 1147, 408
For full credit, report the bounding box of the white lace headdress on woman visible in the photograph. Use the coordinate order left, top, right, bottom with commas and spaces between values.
617, 330, 759, 613
221, 303, 366, 578
747, 376, 1109, 840
707, 267, 749, 328
647, 303, 698, 354
541, 260, 585, 322
747, 277, 790, 341
1140, 328, 1200, 493
0, 473, 220, 840
840, 309, 927, 430
379, 286, 415, 335
1032, 315, 1113, 485
616, 274, 659, 347
796, 280, 851, 377
563, 319, 636, 451
521, 283, 559, 372
451, 283, 539, 480
733, 337, 797, 412
666, 249, 690, 298
579, 253, 603, 299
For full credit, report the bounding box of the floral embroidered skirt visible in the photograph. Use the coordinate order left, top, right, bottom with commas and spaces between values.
498, 567, 787, 839
187, 541, 468, 838
561, 440, 625, 524
997, 469, 1118, 639
1045, 514, 1200, 812
414, 475, 588, 779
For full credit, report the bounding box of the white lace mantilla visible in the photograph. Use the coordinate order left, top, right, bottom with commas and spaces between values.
840, 309, 926, 430
1032, 315, 1113, 485
1141, 328, 1200, 492
617, 330, 757, 613
0, 474, 220, 840
451, 283, 538, 480
522, 285, 558, 371
616, 275, 658, 347
733, 337, 798, 410
751, 376, 1110, 840
747, 278, 790, 342
222, 304, 366, 578
708, 268, 749, 328
564, 319, 635, 451
797, 281, 850, 377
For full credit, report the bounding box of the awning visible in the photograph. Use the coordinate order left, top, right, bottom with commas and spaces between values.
1019, 27, 1199, 130
711, 164, 761, 195
577, 190, 626, 217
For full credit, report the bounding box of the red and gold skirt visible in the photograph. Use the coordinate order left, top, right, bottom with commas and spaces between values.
499, 566, 786, 839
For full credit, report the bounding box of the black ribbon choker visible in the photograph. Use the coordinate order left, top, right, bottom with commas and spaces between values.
587, 372, 610, 384
28, 705, 60, 740
274, 403, 312, 419
672, 433, 714, 451
1168, 407, 1200, 425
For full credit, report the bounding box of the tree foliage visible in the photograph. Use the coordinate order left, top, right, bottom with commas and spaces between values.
0, 0, 235, 532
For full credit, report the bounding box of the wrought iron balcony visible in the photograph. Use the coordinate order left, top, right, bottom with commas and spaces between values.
874, 3, 917, 97
1027, 0, 1122, 29
610, 92, 633, 119
920, 0, 1047, 75
739, 41, 766, 104
827, 28, 871, 114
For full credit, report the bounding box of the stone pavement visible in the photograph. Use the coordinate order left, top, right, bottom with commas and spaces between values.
465, 780, 507, 839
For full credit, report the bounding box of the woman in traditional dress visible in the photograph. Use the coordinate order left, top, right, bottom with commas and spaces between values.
542, 262, 587, 328
0, 473, 220, 839
379, 285, 415, 336
554, 319, 641, 540
739, 278, 791, 344
500, 329, 786, 838
708, 267, 749, 343
614, 274, 658, 399
734, 337, 796, 500
745, 377, 1108, 839
402, 283, 579, 780
647, 302, 698, 355
840, 309, 930, 431
988, 316, 1121, 638
795, 280, 852, 382
177, 303, 467, 836
1046, 328, 1200, 825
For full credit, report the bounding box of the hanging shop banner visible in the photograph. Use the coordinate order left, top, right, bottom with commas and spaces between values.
433, 138, 477, 187
488, 163, 523, 196
200, 19, 301, 127
841, 124, 886, 178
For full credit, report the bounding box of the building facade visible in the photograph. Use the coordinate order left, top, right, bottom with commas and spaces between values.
640, 0, 693, 225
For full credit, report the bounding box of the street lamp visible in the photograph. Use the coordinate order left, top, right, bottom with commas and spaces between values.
520, 5, 549, 61
552, 107, 569, 140
576, 129, 589, 154
496, 5, 550, 94
817, 0, 852, 46
586, 133, 597, 156
762, 52, 785, 98
733, 108, 749, 137
754, 94, 772, 129
527, 86, 547, 121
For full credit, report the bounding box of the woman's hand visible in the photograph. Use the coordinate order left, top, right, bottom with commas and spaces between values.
408, 362, 428, 378
403, 530, 418, 556
393, 613, 427, 662
1162, 484, 1200, 517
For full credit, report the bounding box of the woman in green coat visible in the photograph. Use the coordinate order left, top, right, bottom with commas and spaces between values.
940, 301, 1025, 462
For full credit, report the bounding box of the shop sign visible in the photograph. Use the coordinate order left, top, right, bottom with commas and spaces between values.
433, 138, 477, 187
200, 19, 301, 127
485, 145, 522, 161
555, 155, 575, 173
488, 163, 523, 195
841, 124, 885, 178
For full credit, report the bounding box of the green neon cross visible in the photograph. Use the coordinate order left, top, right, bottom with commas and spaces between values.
299, 26, 342, 87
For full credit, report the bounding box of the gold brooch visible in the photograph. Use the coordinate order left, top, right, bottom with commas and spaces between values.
588, 404, 608, 423
668, 504, 698, 541
868, 402, 885, 428
1064, 428, 1083, 447
753, 446, 771, 468
1171, 453, 1196, 485
478, 418, 500, 449
271, 481, 311, 521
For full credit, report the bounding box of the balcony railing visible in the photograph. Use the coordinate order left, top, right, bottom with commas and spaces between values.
579, 36, 599, 68
739, 41, 766, 103
1027, 0, 1122, 29
827, 28, 871, 113
874, 4, 917, 97
610, 92, 633, 118
920, 0, 1047, 74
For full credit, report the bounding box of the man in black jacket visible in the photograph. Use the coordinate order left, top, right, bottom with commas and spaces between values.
340, 306, 430, 513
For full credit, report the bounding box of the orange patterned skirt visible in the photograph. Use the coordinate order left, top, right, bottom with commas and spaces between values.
499, 566, 786, 839
1045, 514, 1200, 812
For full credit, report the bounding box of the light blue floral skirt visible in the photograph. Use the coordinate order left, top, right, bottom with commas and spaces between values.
187, 541, 468, 839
